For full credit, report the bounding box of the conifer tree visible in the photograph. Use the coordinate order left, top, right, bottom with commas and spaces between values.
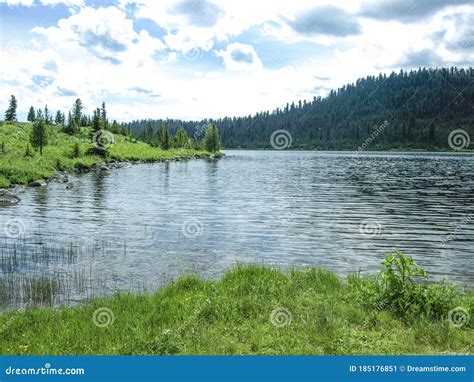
72, 98, 83, 126
203, 123, 221, 152
27, 106, 36, 122
30, 113, 48, 155
158, 123, 171, 149
44, 105, 51, 124
5, 95, 17, 122
100, 102, 108, 129
174, 126, 189, 148
64, 111, 76, 135
55, 110, 64, 125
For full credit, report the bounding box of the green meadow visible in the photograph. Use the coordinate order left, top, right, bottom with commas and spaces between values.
0, 122, 215, 188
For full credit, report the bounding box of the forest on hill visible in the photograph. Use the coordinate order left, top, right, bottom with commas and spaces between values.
124, 67, 474, 150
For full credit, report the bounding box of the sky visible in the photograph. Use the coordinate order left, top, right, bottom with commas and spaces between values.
0, 0, 473, 122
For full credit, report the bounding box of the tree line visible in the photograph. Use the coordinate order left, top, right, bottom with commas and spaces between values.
123, 67, 474, 150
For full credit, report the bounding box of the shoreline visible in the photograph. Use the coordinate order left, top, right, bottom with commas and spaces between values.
0, 152, 224, 201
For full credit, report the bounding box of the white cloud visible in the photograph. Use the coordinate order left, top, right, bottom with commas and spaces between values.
216, 43, 262, 71
0, 0, 34, 6
40, 0, 84, 6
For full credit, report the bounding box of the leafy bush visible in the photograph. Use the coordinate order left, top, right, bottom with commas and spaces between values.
349, 250, 470, 325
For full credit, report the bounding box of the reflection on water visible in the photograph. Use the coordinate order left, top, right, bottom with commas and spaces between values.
1, 151, 473, 306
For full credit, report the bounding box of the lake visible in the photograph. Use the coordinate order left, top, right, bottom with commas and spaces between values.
1, 150, 473, 307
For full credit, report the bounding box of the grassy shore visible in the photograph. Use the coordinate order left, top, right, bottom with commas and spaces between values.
0, 253, 472, 355
0, 122, 216, 188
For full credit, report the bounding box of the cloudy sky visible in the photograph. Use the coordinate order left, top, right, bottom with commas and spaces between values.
1, 0, 473, 122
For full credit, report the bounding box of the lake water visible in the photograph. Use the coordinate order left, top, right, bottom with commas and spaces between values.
1, 150, 473, 306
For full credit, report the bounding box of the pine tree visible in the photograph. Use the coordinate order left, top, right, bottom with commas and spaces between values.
203, 123, 221, 152
111, 120, 120, 134
72, 98, 83, 126
30, 114, 48, 155
100, 102, 108, 129
174, 126, 189, 148
158, 123, 171, 149
27, 106, 36, 122
44, 105, 51, 124
5, 95, 17, 122
92, 108, 101, 134
64, 111, 76, 135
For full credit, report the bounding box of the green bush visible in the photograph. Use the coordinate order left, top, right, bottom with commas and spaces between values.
350, 250, 471, 325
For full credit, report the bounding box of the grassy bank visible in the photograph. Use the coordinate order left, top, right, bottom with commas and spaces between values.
0, 252, 472, 355
0, 122, 216, 188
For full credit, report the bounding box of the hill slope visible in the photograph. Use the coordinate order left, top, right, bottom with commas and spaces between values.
125, 67, 474, 150
0, 122, 213, 188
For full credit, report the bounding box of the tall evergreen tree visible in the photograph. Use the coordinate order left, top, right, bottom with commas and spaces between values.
55, 110, 64, 125
44, 105, 52, 124
5, 95, 17, 122
203, 123, 221, 152
174, 126, 189, 148
92, 108, 101, 134
72, 98, 83, 126
100, 102, 108, 129
158, 123, 171, 149
27, 106, 36, 122
30, 114, 48, 155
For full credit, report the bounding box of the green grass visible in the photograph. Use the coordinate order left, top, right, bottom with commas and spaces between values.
1, 256, 472, 355
0, 122, 215, 187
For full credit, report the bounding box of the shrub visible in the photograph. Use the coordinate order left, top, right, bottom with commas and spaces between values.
350, 250, 469, 324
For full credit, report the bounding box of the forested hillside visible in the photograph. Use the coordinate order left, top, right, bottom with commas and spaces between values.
124, 67, 474, 150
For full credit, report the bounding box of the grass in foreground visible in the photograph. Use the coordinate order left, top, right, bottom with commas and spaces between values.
0, 251, 472, 355
0, 122, 214, 187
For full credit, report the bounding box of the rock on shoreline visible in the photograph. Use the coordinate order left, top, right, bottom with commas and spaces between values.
0, 189, 21, 205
